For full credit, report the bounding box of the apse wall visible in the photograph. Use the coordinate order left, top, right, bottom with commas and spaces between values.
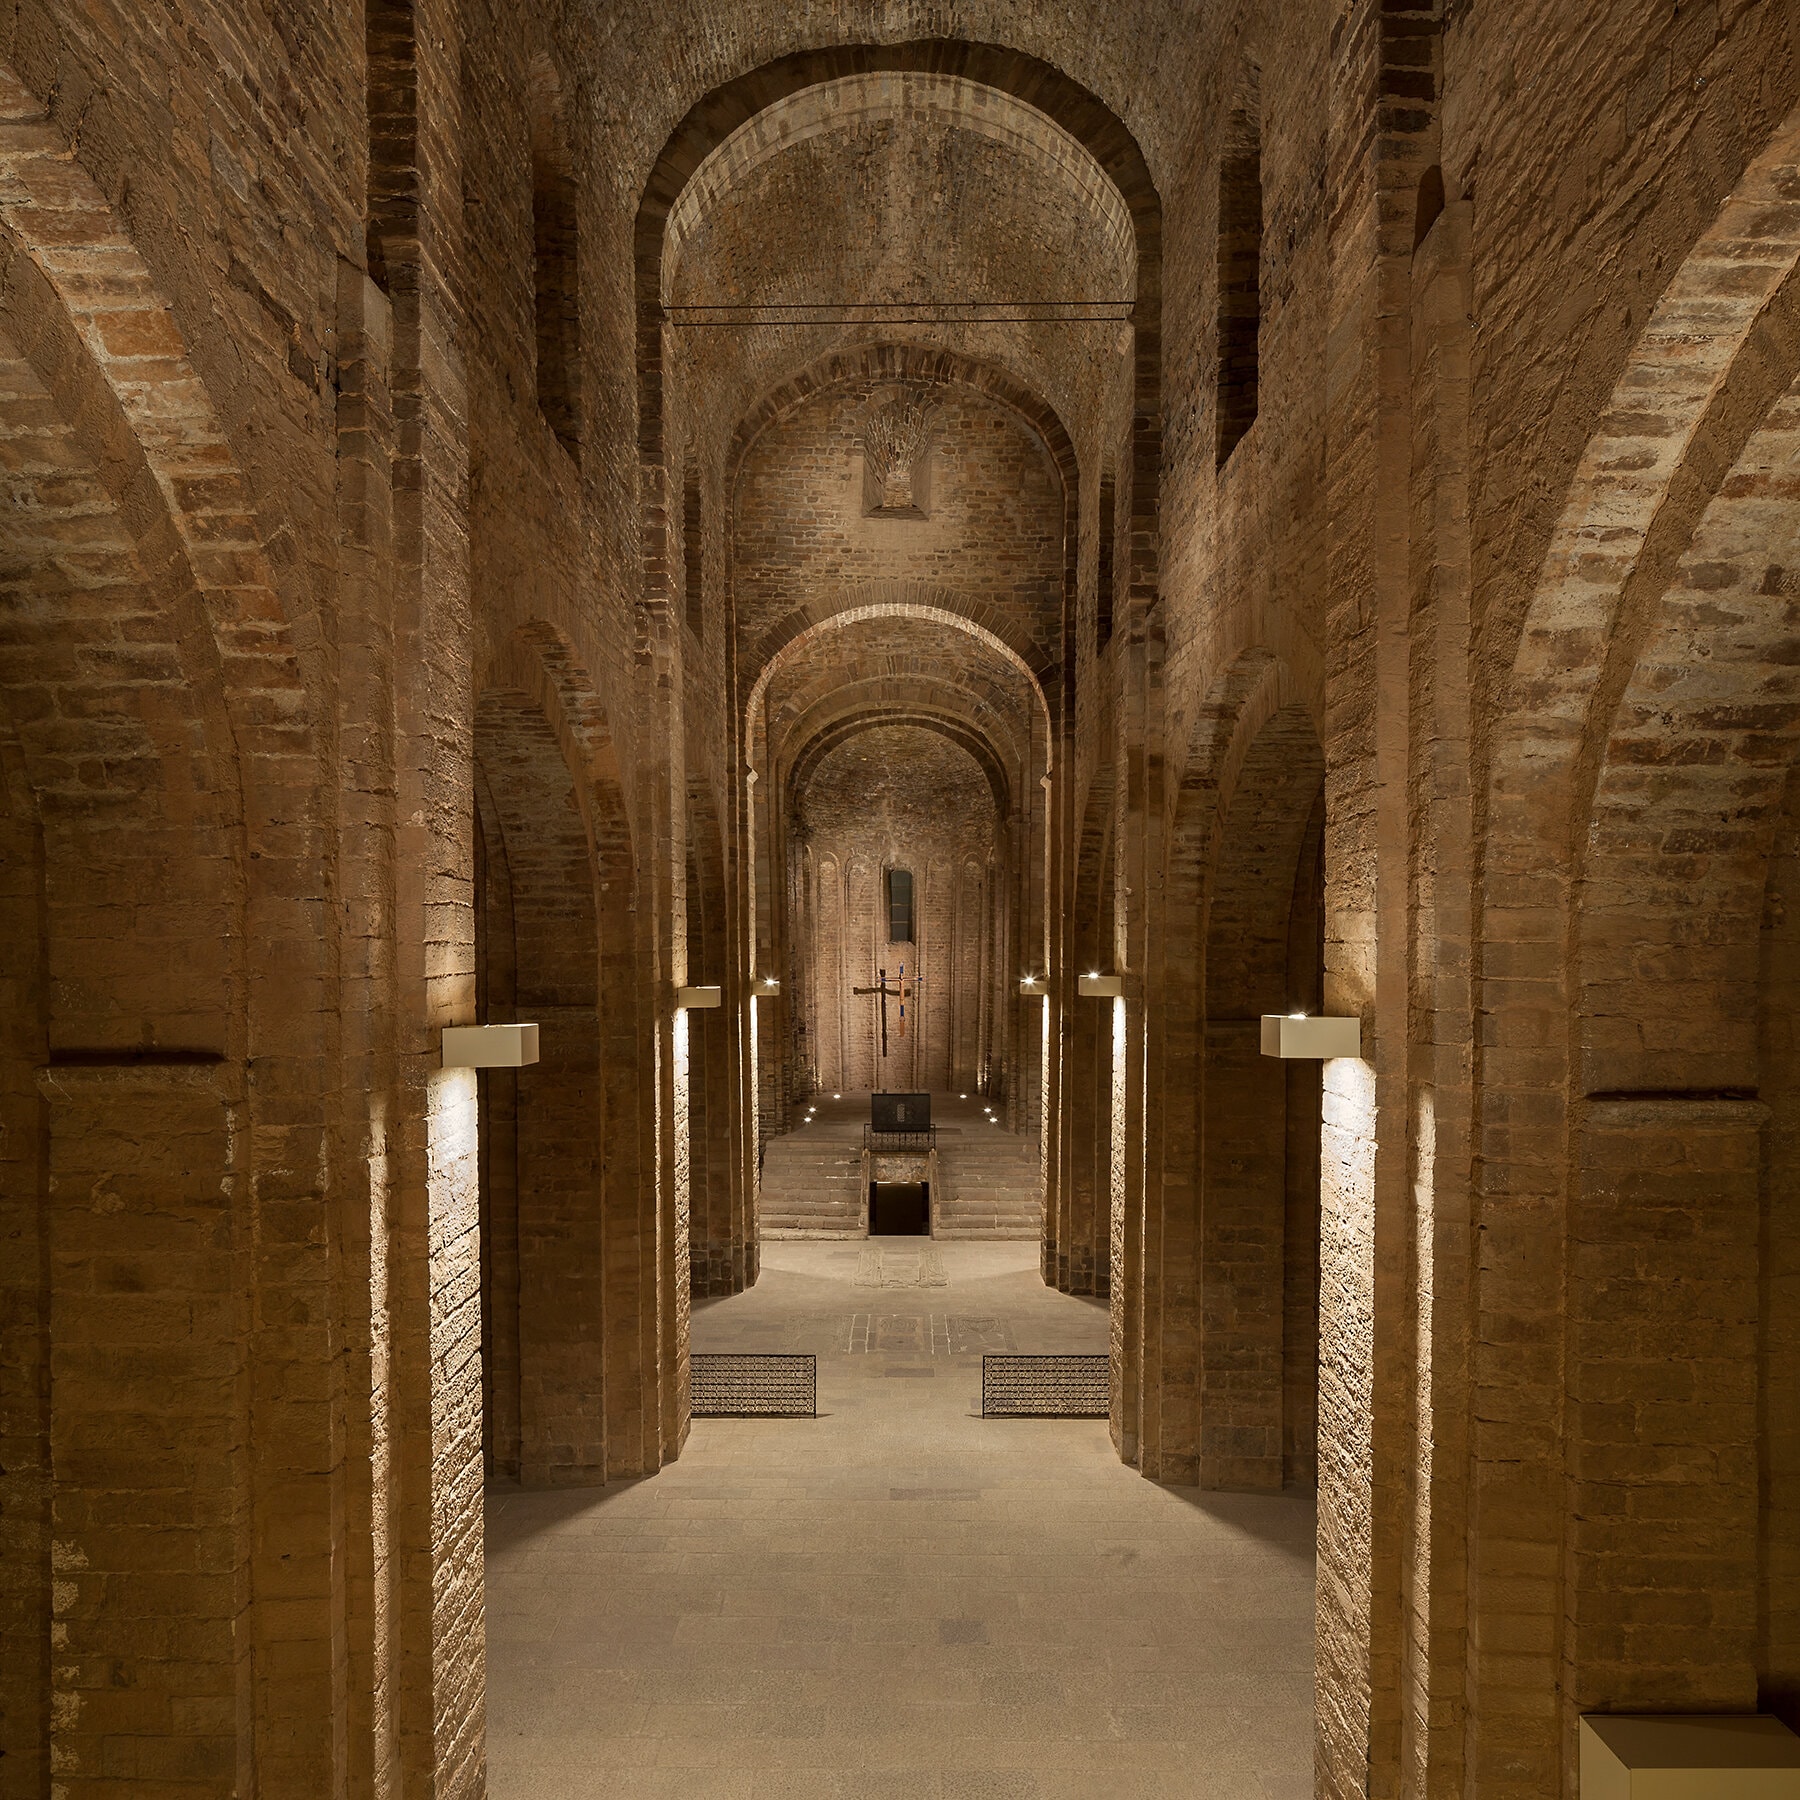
793, 726, 1001, 1094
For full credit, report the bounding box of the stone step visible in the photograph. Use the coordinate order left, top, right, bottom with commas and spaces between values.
757, 1125, 1042, 1243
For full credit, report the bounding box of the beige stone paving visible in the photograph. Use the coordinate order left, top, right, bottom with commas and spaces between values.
485, 1242, 1316, 1798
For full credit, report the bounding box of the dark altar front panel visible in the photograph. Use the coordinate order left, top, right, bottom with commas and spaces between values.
871, 1091, 931, 1131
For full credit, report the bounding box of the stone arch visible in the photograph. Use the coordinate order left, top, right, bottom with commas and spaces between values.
1137, 648, 1315, 1482
730, 343, 1082, 685
474, 623, 675, 1481
1474, 94, 1800, 1785
747, 583, 1056, 700
788, 710, 1014, 819
0, 57, 338, 1795
1486, 101, 1800, 960
1546, 363, 1800, 1740
785, 717, 1002, 1096
729, 340, 1078, 493
779, 680, 1029, 797
664, 71, 1136, 298
636, 40, 1161, 639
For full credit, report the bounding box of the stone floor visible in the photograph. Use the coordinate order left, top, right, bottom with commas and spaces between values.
485, 1242, 1317, 1799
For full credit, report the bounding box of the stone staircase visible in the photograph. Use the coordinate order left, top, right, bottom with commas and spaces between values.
756, 1097, 1044, 1242
933, 1128, 1043, 1239
758, 1128, 863, 1237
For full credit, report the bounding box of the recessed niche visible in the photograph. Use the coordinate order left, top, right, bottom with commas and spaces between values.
861, 386, 938, 518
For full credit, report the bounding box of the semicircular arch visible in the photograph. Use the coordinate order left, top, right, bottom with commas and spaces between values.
637, 39, 1161, 639
745, 589, 1055, 725
787, 708, 1013, 819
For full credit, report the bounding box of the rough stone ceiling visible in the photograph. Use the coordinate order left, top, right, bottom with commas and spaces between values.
664, 74, 1135, 295
666, 79, 1136, 449
592, 3, 1212, 210
796, 722, 996, 842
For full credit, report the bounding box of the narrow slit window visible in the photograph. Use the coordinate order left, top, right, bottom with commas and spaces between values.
365, 0, 416, 296
1216, 117, 1262, 468
683, 459, 704, 640
1096, 469, 1116, 653
886, 869, 914, 944
530, 58, 581, 462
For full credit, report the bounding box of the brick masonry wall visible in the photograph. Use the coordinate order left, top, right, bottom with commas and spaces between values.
5, 4, 1800, 1798
735, 382, 1064, 672
0, 738, 46, 1799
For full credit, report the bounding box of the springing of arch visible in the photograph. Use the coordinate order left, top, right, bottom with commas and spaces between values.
636, 40, 1162, 640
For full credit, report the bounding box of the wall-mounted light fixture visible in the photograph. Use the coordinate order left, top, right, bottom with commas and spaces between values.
1078, 973, 1124, 999
760, 976, 780, 993
442, 1023, 540, 1068
1259, 1013, 1361, 1059
676, 985, 723, 1010
1580, 1713, 1800, 1800
1018, 974, 1047, 996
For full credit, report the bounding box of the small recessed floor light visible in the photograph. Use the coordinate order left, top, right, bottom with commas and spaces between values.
833, 1093, 841, 1100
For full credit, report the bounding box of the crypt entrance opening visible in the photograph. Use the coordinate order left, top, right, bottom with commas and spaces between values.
870, 1182, 930, 1235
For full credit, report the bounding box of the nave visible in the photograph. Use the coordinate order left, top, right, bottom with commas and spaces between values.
486, 1241, 1314, 1799
6, 3, 1800, 1796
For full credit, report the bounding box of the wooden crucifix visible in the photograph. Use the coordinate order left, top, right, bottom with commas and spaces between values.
852, 964, 914, 1060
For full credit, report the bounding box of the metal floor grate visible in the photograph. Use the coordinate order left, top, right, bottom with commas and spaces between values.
690, 1353, 817, 1417
981, 1354, 1110, 1417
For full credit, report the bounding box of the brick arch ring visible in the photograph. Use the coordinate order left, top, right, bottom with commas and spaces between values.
728, 339, 1080, 499
477, 619, 636, 883
636, 39, 1162, 635
774, 676, 1032, 795
0, 54, 319, 1069
760, 639, 1037, 755
1483, 96, 1800, 1101
744, 595, 1054, 767
784, 708, 1016, 820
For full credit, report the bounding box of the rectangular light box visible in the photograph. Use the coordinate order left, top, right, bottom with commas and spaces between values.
442, 1023, 540, 1068
1259, 1014, 1361, 1060
1580, 1714, 1800, 1800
